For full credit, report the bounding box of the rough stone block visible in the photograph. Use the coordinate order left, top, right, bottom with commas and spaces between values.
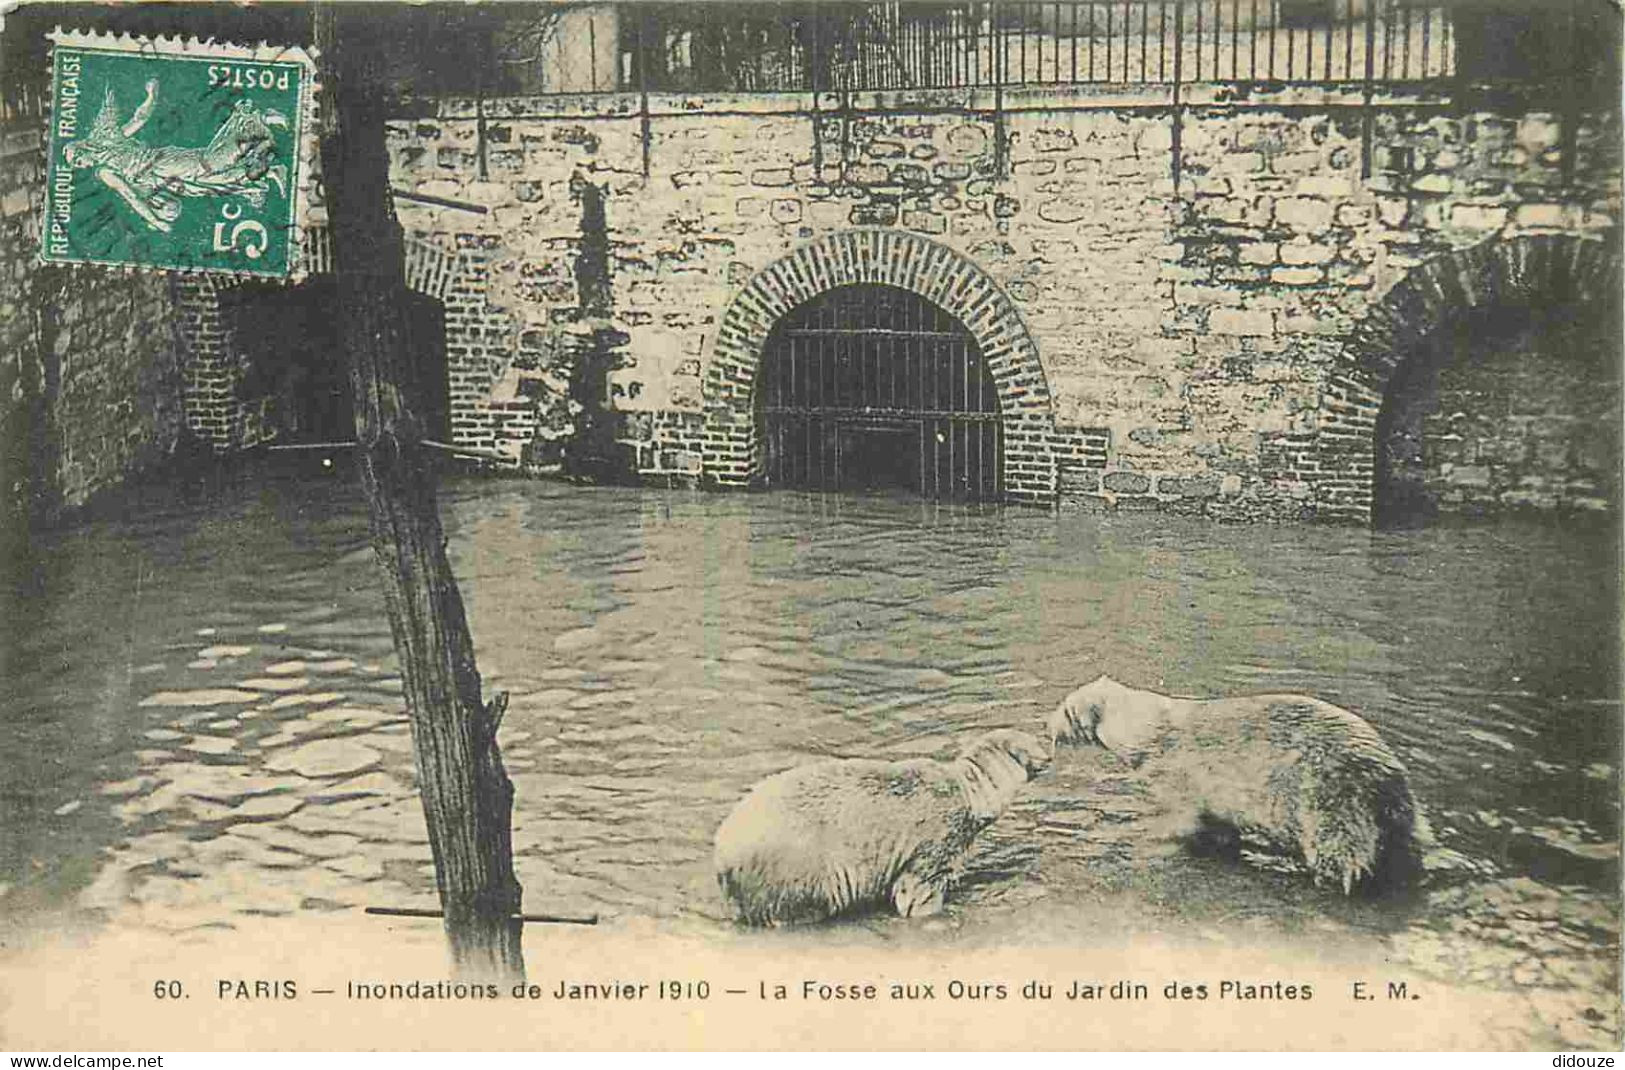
1513, 203, 1570, 229
1012, 158, 1057, 176
1238, 242, 1279, 265
1449, 204, 1509, 230
849, 204, 898, 226
1038, 199, 1090, 224
1517, 115, 1563, 152
1158, 475, 1221, 498
1410, 173, 1453, 194
1103, 471, 1151, 494
1274, 197, 1334, 234
1208, 308, 1275, 336
769, 198, 803, 224
751, 167, 794, 187
902, 209, 947, 234
1294, 175, 1355, 197
1279, 241, 1334, 265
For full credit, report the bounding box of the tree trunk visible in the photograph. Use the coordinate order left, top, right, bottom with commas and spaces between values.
315, 7, 524, 981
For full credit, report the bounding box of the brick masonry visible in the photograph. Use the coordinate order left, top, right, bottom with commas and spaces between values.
6, 79, 1619, 524
379, 84, 1619, 521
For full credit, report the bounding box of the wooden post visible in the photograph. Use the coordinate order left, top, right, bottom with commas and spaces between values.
314, 7, 525, 982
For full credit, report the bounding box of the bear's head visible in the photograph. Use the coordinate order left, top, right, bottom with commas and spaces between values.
955, 728, 1051, 820
1049, 675, 1167, 757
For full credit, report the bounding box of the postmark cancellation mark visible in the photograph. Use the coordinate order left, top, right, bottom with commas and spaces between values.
42, 30, 316, 279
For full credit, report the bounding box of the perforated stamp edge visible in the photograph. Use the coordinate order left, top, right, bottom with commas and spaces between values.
40, 28, 321, 283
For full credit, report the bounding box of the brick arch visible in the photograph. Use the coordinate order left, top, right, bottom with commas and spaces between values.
701, 229, 1071, 504
177, 229, 467, 451
1315, 233, 1622, 523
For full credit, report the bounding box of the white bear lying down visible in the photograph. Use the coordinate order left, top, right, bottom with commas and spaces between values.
715, 729, 1051, 925
1049, 675, 1427, 896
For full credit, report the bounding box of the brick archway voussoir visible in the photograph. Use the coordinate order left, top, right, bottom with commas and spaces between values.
1322, 232, 1622, 524
702, 228, 1062, 502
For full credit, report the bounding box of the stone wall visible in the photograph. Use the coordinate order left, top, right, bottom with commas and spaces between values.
1380, 307, 1619, 519
1, 94, 187, 529
383, 83, 1618, 520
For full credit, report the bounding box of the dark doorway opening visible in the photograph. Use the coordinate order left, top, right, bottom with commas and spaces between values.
226, 279, 450, 446
1374, 304, 1620, 527
756, 284, 1002, 501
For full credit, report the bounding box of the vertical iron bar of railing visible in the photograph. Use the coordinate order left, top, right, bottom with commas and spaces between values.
1171, 0, 1184, 188
1323, 2, 1332, 81
1192, 0, 1200, 79
1020, 0, 1028, 84
1123, 0, 1132, 82
811, 10, 822, 94
1088, 2, 1096, 80
1286, 7, 1295, 80
1231, 0, 1239, 81
1402, 0, 1411, 81
993, 0, 1007, 175
1071, 1, 1079, 82
972, 1, 980, 86
588, 12, 598, 90
1343, 0, 1353, 81
1560, 0, 1581, 188
474, 32, 488, 181
1157, 0, 1165, 81
1250, 0, 1259, 79
1420, 6, 1431, 80
810, 11, 823, 173
637, 8, 651, 178
1360, 0, 1376, 179
1142, 1, 1150, 83
1106, 2, 1114, 83
1212, 0, 1220, 83
1267, 0, 1276, 79
1382, 0, 1392, 80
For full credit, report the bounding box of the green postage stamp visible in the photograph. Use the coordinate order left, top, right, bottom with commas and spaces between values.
42, 30, 316, 278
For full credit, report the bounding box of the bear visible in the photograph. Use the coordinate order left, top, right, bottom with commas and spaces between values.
1048, 675, 1425, 896
714, 728, 1051, 925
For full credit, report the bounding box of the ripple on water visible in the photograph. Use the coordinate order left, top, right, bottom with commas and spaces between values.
139, 689, 260, 707
263, 739, 381, 779
3, 478, 1618, 1049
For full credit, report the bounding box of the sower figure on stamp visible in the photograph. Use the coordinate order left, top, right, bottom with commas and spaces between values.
66, 80, 290, 232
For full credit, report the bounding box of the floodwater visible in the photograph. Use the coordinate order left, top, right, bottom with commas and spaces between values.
1, 464, 1618, 1047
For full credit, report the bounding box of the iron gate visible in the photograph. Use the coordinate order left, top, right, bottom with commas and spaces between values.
757, 284, 1002, 500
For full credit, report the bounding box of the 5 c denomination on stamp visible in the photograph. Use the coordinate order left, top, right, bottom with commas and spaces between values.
42, 30, 316, 278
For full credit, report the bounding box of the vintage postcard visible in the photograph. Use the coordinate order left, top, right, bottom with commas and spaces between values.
0, 0, 1618, 1053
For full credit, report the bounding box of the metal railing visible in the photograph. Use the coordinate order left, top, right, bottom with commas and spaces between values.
588, 0, 1615, 97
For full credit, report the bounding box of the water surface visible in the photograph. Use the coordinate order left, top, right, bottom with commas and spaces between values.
1, 466, 1617, 1046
